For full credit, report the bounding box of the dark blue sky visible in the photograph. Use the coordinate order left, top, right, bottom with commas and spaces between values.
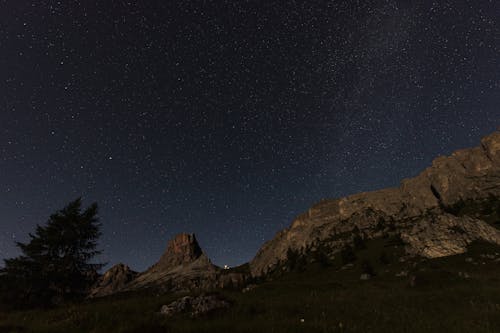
1, 0, 499, 271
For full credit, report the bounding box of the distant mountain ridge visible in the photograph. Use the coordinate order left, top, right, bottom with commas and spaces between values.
249, 130, 500, 276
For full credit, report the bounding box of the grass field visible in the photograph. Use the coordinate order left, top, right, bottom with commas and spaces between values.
2, 240, 500, 333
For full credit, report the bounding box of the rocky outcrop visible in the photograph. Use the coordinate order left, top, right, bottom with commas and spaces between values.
401, 214, 500, 258
155, 233, 203, 269
160, 294, 231, 317
127, 252, 219, 292
250, 131, 500, 277
125, 233, 220, 291
90, 233, 249, 297
90, 264, 137, 297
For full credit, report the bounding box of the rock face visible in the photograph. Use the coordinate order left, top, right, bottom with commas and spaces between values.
90, 264, 137, 297
160, 294, 231, 317
250, 131, 500, 277
156, 233, 203, 269
126, 233, 220, 291
90, 233, 249, 297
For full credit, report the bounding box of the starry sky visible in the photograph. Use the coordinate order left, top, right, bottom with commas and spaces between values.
1, 1, 499, 271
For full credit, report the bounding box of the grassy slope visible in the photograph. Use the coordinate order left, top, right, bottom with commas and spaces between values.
2, 240, 500, 333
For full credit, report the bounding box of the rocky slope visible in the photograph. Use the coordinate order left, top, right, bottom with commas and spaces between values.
90, 233, 248, 297
250, 131, 500, 277
90, 264, 137, 297
125, 233, 220, 291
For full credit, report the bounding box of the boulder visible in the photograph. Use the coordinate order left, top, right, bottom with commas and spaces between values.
359, 274, 371, 281
160, 294, 231, 317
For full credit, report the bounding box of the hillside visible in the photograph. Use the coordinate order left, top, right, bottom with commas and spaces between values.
3, 240, 500, 332
250, 130, 500, 277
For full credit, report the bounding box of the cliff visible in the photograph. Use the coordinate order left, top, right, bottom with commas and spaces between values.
250, 131, 500, 277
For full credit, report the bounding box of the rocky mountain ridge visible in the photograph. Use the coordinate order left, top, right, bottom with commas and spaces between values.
91, 233, 248, 297
249, 130, 500, 276
92, 131, 500, 296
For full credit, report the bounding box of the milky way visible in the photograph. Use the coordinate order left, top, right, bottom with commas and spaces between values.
1, 1, 499, 270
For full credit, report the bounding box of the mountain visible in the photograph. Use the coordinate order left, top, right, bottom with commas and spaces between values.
90, 233, 248, 297
154, 233, 203, 269
90, 264, 137, 297
126, 233, 219, 291
250, 130, 500, 277
92, 131, 500, 295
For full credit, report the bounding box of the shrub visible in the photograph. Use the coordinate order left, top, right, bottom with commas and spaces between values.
361, 260, 375, 277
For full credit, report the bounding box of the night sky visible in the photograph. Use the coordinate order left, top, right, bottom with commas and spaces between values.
1, 1, 499, 271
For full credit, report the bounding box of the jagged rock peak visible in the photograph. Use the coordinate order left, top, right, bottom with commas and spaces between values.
90, 233, 250, 296
157, 233, 203, 268
104, 263, 135, 277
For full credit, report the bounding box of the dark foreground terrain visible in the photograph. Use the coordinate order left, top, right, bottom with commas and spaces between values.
2, 240, 500, 333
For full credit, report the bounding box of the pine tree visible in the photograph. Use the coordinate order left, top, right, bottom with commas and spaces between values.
0, 198, 103, 307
